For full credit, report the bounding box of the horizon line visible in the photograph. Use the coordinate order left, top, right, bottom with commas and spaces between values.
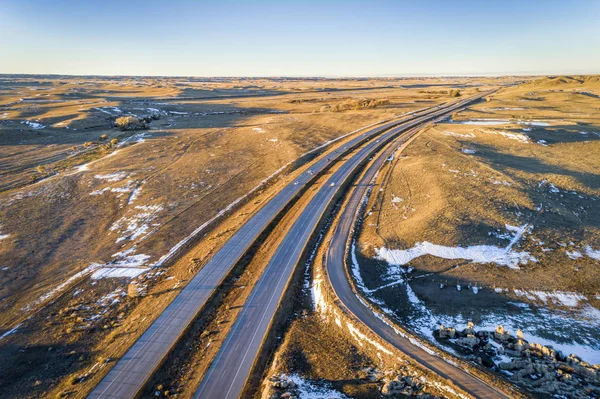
1, 72, 598, 80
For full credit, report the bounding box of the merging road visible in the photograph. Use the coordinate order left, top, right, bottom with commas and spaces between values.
324, 116, 512, 398
87, 105, 450, 399
193, 93, 493, 399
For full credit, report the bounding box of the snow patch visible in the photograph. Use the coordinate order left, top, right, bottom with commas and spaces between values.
94, 172, 129, 182
513, 290, 587, 307
376, 224, 535, 269
281, 374, 349, 399
0, 323, 22, 341
566, 250, 583, 260
585, 246, 600, 260
442, 131, 476, 138
21, 120, 45, 129
346, 321, 393, 355
110, 204, 164, 243
91, 267, 147, 279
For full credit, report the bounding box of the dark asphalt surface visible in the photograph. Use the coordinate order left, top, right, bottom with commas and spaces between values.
193, 94, 491, 399
324, 112, 511, 398
87, 106, 448, 399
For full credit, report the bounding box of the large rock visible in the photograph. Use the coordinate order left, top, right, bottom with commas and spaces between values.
438, 324, 456, 339
455, 334, 480, 349
495, 325, 511, 341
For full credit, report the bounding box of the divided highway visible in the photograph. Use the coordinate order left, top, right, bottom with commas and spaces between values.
87, 105, 450, 399
194, 92, 493, 399
324, 118, 512, 398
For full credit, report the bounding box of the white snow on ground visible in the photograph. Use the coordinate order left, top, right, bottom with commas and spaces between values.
128, 186, 142, 204
455, 119, 509, 125
461, 148, 476, 154
91, 267, 147, 279
77, 163, 90, 172
0, 224, 9, 241
518, 121, 550, 127
311, 270, 328, 314
346, 320, 393, 355
94, 172, 129, 182
0, 323, 22, 341
94, 106, 122, 115
281, 374, 349, 399
513, 290, 587, 307
581, 305, 600, 323
409, 336, 437, 355
443, 131, 476, 138
453, 119, 551, 127
391, 194, 403, 204
89, 188, 110, 196
566, 250, 583, 260
251, 127, 264, 133
496, 130, 530, 143
430, 381, 471, 399
119, 132, 151, 145
586, 246, 600, 260
490, 177, 512, 186
350, 241, 370, 292
34, 263, 102, 306
89, 179, 143, 198
479, 129, 530, 143
21, 120, 45, 129
110, 204, 164, 243
376, 224, 536, 269
87, 248, 152, 280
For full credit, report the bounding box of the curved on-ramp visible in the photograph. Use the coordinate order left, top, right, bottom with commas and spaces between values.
324, 109, 515, 398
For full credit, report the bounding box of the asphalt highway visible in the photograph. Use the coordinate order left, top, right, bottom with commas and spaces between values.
87, 104, 452, 399
193, 93, 492, 399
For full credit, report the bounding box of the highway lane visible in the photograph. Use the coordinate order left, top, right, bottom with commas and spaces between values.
87, 104, 449, 399
324, 113, 512, 397
193, 93, 491, 399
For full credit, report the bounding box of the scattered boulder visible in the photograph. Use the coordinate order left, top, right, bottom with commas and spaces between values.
455, 334, 480, 349
438, 324, 456, 339
494, 325, 511, 341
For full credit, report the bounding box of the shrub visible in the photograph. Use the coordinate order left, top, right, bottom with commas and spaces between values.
110, 138, 119, 145
115, 116, 147, 131
99, 134, 109, 141
449, 89, 461, 97
325, 98, 390, 112
36, 165, 45, 174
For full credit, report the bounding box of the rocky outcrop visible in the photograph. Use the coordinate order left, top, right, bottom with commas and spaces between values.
437, 322, 600, 398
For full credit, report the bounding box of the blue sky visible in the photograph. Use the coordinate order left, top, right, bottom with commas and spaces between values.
1, 0, 599, 76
